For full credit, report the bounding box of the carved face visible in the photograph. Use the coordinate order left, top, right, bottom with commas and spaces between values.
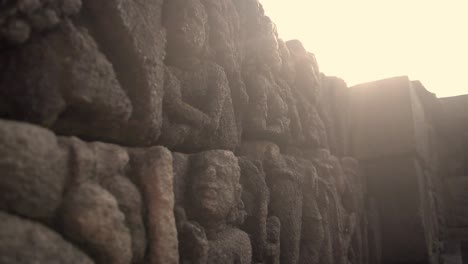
190, 151, 241, 222
164, 0, 208, 59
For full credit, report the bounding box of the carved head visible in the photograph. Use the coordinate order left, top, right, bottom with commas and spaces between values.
189, 150, 243, 226
164, 0, 208, 61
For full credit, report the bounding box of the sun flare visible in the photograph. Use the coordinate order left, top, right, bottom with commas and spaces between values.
261, 0, 468, 97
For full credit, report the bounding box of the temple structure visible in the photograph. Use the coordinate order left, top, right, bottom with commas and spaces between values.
0, 0, 467, 263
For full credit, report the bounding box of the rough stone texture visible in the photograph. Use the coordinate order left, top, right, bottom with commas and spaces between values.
172, 152, 191, 208
58, 138, 147, 263
239, 157, 269, 263
0, 211, 94, 264
160, 63, 238, 152
0, 0, 460, 263
242, 16, 292, 144
287, 40, 329, 149
60, 183, 132, 264
0, 20, 132, 141
239, 141, 303, 264
129, 147, 179, 264
266, 216, 281, 264
299, 163, 324, 264
341, 157, 367, 264
0, 0, 82, 46
176, 150, 252, 263
92, 143, 146, 264
80, 0, 166, 146
100, 175, 147, 264
161, 0, 238, 151
0, 119, 67, 221
204, 0, 249, 139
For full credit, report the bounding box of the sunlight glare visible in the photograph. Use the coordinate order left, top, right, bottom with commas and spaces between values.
261, 0, 468, 97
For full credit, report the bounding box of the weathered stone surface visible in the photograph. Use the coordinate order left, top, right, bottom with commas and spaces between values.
161, 0, 239, 151
0, 0, 458, 263
0, 211, 94, 264
287, 40, 320, 105
206, 228, 252, 264
163, 0, 207, 65
204, 0, 249, 137
242, 16, 292, 144
341, 157, 367, 264
60, 183, 132, 264
239, 141, 303, 264
172, 152, 191, 208
129, 147, 178, 264
312, 150, 351, 264
0, 119, 66, 220
58, 138, 147, 264
81, 0, 166, 145
299, 163, 324, 264
0, 20, 132, 141
181, 150, 251, 264
243, 64, 291, 143
174, 150, 253, 263
100, 175, 146, 264
160, 63, 238, 151
287, 40, 329, 149
266, 216, 281, 264
239, 157, 269, 262
0, 0, 82, 46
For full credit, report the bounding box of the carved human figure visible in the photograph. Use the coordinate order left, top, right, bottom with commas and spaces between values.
201, 0, 249, 135
164, 0, 208, 65
243, 17, 291, 143
161, 0, 238, 151
244, 63, 290, 142
238, 158, 269, 263
178, 150, 252, 264
286, 40, 329, 148
245, 142, 303, 264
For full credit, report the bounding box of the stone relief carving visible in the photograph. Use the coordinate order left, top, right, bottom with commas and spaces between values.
0, 0, 449, 263
176, 150, 252, 264
161, 0, 238, 151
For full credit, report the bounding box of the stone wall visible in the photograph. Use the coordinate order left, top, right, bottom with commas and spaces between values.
0, 0, 461, 264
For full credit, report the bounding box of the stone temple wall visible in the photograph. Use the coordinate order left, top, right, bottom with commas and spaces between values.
0, 0, 460, 263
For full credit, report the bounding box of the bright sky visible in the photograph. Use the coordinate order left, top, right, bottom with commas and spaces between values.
261, 0, 468, 98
